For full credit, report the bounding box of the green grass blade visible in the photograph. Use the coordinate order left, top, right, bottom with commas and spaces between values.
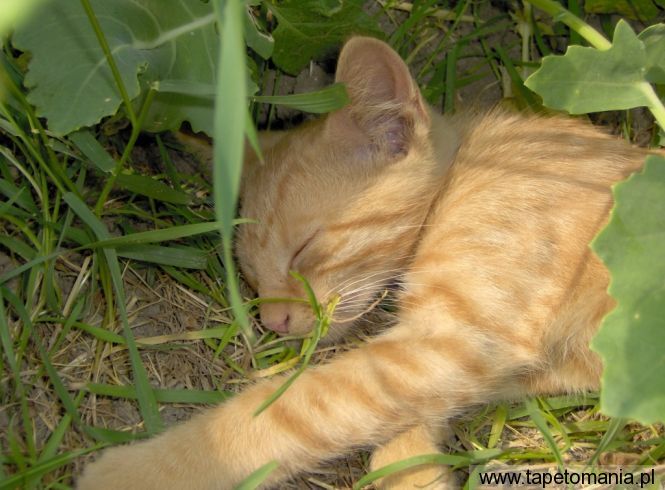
0, 235, 36, 261
444, 43, 460, 114
488, 404, 508, 448
156, 133, 183, 191
0, 447, 99, 490
589, 417, 627, 466
0, 178, 37, 212
69, 129, 115, 173
63, 192, 163, 434
12, 294, 84, 436
69, 320, 125, 344
85, 383, 233, 404
39, 393, 85, 462
0, 289, 36, 458
0, 220, 255, 285
493, 46, 541, 110
464, 464, 484, 490
525, 398, 565, 470
116, 244, 208, 269
115, 173, 192, 204
234, 461, 280, 490
252, 83, 349, 113
253, 273, 336, 416
85, 221, 250, 249
509, 394, 596, 418
245, 108, 263, 164
290, 271, 322, 318
354, 454, 470, 490
213, 0, 250, 338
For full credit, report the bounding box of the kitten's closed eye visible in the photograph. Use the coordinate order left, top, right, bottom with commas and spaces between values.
290, 229, 320, 270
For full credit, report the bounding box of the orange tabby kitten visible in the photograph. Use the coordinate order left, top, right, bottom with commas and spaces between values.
79, 37, 650, 489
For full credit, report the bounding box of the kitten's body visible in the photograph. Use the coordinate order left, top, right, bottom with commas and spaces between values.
79, 38, 650, 489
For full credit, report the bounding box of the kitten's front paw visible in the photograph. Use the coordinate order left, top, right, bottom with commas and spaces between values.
371, 425, 453, 489
78, 445, 151, 490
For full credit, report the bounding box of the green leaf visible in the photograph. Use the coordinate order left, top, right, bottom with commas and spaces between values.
591, 155, 665, 424
266, 0, 381, 75
115, 173, 192, 205
525, 20, 655, 113
244, 7, 274, 59
638, 24, 665, 85
12, 0, 218, 135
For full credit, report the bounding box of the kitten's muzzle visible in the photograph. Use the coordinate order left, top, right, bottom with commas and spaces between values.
259, 301, 314, 335
261, 305, 291, 334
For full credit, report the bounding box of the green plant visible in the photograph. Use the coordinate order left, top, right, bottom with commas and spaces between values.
522, 1, 665, 425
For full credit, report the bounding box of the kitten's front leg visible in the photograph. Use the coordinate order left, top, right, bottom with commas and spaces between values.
79, 325, 538, 489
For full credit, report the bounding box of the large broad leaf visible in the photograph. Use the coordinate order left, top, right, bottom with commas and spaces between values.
524, 20, 662, 114
267, 0, 381, 75
638, 24, 665, 85
591, 155, 665, 424
12, 0, 218, 135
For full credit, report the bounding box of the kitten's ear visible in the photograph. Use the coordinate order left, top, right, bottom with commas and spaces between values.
326, 36, 429, 158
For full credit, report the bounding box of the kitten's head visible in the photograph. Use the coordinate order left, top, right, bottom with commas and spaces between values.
237, 37, 437, 341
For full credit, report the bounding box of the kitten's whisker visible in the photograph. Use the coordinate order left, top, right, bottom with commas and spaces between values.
331, 266, 409, 296
325, 252, 422, 294
330, 267, 402, 295
332, 289, 389, 323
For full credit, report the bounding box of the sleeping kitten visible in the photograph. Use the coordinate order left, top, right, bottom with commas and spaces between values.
79, 37, 651, 489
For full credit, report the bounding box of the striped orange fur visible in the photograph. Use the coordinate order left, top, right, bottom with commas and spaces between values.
79, 37, 652, 489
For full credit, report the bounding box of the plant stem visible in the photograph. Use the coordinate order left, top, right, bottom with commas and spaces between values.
525, 0, 611, 50
80, 0, 137, 126
519, 2, 533, 79
93, 88, 156, 216
642, 82, 665, 131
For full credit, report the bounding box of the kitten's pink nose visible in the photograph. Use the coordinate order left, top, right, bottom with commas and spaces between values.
259, 303, 291, 334
265, 314, 290, 334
